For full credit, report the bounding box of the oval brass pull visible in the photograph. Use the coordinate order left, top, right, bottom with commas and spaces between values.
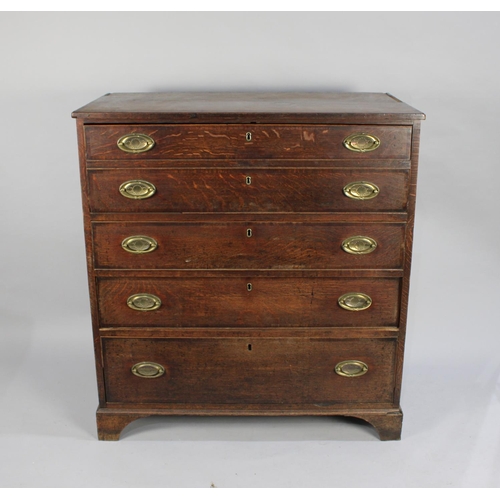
341, 236, 377, 255
121, 235, 158, 254
127, 293, 162, 311
335, 360, 368, 377
117, 133, 155, 153
338, 292, 372, 311
343, 132, 380, 153
119, 180, 156, 200
343, 181, 380, 200
131, 362, 165, 378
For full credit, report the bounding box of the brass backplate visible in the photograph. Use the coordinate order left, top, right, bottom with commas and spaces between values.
127, 293, 162, 311
341, 236, 377, 255
117, 133, 155, 153
343, 181, 380, 200
121, 235, 158, 254
131, 362, 165, 378
338, 292, 372, 311
343, 132, 380, 153
119, 180, 156, 200
335, 360, 369, 377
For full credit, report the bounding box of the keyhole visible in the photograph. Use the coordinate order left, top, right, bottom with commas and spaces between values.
245, 176, 252, 185
247, 344, 252, 351
247, 283, 253, 292
246, 228, 252, 238
246, 132, 252, 142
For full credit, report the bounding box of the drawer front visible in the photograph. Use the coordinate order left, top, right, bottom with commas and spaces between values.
97, 277, 400, 328
85, 125, 411, 160
88, 168, 410, 213
102, 337, 396, 404
93, 222, 405, 270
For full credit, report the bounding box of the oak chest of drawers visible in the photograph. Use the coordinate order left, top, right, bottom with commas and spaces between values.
72, 92, 424, 440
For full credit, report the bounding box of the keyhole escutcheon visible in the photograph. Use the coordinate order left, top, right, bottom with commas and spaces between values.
246, 132, 252, 142
245, 176, 252, 185
246, 228, 253, 238
247, 283, 253, 292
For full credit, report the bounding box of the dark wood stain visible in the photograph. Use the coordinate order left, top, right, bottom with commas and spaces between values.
97, 277, 401, 328
85, 124, 411, 160
72, 91, 425, 124
102, 338, 396, 405
92, 222, 405, 270
73, 92, 424, 441
88, 168, 410, 213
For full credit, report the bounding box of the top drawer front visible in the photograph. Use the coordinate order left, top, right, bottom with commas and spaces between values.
85, 125, 412, 160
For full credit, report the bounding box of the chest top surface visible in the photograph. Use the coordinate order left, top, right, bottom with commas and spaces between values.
72, 92, 425, 124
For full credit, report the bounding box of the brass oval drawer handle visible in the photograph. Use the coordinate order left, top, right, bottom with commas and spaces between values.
343, 132, 380, 153
131, 362, 165, 378
121, 235, 158, 254
117, 133, 155, 153
335, 360, 368, 377
119, 180, 156, 200
127, 293, 162, 311
343, 181, 380, 200
338, 292, 372, 311
341, 236, 377, 255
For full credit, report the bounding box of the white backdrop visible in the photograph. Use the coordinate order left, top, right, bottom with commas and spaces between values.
1, 11, 499, 487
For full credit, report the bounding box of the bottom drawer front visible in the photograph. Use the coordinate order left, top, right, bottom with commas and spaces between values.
103, 338, 396, 404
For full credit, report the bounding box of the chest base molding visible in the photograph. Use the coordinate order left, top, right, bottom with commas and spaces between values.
96, 406, 403, 441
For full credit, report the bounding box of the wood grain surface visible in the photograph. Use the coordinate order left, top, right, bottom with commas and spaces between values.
102, 337, 397, 404
97, 277, 401, 328
85, 125, 411, 160
92, 221, 405, 270
88, 168, 410, 213
72, 92, 425, 124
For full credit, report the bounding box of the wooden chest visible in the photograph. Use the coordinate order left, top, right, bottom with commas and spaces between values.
72, 92, 424, 440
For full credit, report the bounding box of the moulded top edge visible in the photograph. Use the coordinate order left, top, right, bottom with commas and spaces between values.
71, 92, 426, 121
